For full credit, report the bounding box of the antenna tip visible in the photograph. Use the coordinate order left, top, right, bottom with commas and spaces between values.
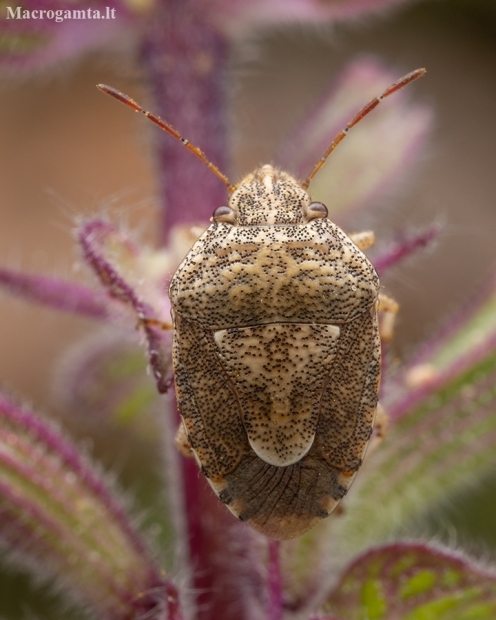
97, 84, 113, 95
411, 68, 427, 80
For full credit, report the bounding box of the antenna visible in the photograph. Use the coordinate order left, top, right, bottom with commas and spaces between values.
301, 68, 427, 190
97, 84, 234, 193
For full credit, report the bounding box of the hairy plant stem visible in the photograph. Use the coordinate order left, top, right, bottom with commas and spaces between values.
140, 0, 230, 245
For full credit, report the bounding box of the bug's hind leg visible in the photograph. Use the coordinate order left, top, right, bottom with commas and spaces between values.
349, 230, 375, 251
333, 404, 388, 518
367, 402, 388, 458
378, 293, 399, 343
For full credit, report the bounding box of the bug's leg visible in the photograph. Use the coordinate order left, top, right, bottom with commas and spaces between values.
365, 402, 389, 460
175, 422, 194, 458
404, 363, 438, 389
349, 230, 375, 251
136, 316, 173, 331
334, 404, 388, 518
378, 293, 399, 342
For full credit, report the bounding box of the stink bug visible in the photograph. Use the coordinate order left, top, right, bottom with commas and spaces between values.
98, 68, 425, 540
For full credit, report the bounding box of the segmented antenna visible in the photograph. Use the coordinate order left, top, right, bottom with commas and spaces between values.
97, 84, 235, 193
301, 68, 427, 190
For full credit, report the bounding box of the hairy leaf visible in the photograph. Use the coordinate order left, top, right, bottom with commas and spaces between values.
327, 542, 496, 620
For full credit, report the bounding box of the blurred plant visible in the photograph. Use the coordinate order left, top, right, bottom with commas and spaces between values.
2, 0, 496, 619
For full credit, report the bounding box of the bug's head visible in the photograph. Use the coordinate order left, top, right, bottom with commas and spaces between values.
99, 69, 425, 228
212, 164, 328, 227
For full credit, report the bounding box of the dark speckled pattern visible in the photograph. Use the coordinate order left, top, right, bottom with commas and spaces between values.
169, 166, 381, 539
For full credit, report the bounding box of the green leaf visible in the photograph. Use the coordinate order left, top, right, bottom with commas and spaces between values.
327, 542, 496, 620
0, 393, 166, 619
393, 273, 496, 397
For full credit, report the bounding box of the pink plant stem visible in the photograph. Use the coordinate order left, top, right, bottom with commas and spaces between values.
138, 4, 254, 618
267, 540, 283, 620
0, 268, 110, 319
140, 0, 230, 245
373, 223, 440, 275
178, 412, 266, 619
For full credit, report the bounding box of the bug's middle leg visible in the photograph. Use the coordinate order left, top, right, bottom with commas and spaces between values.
378, 293, 399, 343
175, 422, 194, 457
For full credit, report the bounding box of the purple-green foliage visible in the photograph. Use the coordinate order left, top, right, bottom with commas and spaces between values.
2, 1, 496, 619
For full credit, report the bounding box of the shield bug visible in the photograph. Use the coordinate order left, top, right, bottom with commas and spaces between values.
98, 68, 426, 539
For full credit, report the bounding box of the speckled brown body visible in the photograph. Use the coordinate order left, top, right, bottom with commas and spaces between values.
169, 166, 381, 540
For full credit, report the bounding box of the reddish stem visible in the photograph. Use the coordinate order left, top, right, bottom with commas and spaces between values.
165, 581, 184, 620
138, 4, 265, 618
373, 224, 440, 275
0, 268, 110, 319
180, 454, 256, 620
140, 0, 229, 245
267, 540, 283, 620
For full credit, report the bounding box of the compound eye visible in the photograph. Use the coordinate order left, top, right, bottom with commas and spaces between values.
211, 205, 237, 225
303, 201, 328, 222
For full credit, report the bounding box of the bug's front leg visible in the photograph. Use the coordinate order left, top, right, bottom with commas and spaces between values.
136, 316, 173, 331
348, 231, 398, 342
349, 230, 375, 251
378, 293, 399, 342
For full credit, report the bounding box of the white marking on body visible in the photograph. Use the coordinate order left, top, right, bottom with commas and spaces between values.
214, 323, 341, 467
